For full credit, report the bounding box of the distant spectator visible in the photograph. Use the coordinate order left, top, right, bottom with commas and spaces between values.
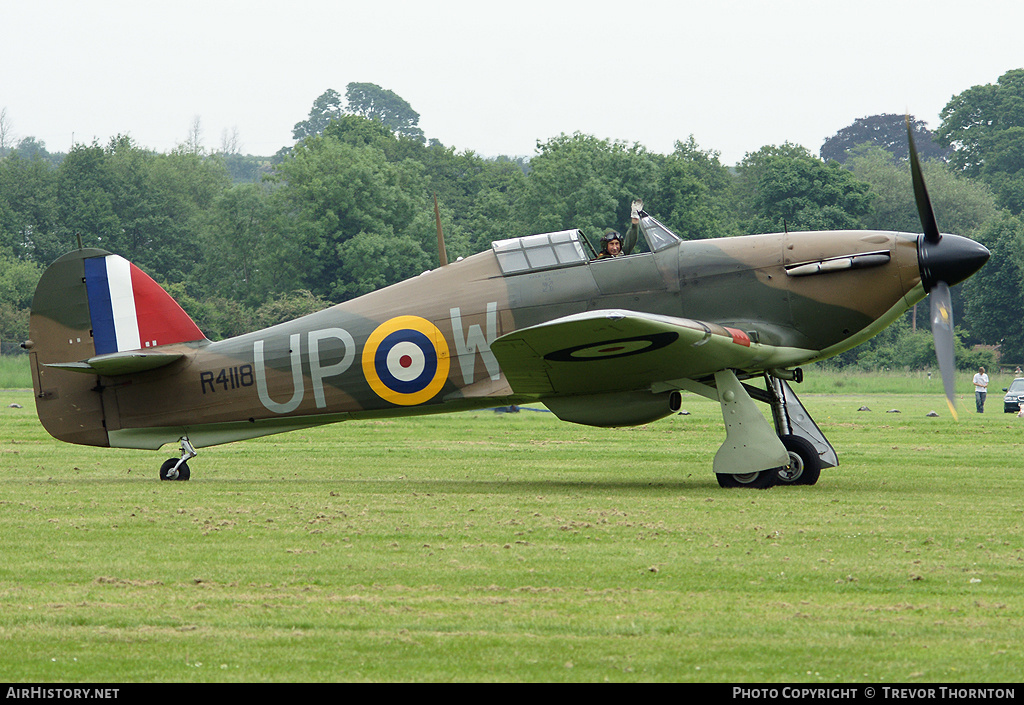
973, 367, 989, 413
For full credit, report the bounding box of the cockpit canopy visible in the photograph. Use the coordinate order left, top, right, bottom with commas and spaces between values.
492, 229, 588, 275
491, 215, 681, 276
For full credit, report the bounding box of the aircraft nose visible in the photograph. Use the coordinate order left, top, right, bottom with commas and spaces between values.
918, 233, 990, 291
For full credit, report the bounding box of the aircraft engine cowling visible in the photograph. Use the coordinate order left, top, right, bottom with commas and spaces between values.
543, 390, 682, 427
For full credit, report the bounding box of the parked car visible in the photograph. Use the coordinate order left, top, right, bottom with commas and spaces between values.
1003, 377, 1024, 413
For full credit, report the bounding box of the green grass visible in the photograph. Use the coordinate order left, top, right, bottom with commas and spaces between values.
0, 354, 30, 389
1, 385, 1022, 682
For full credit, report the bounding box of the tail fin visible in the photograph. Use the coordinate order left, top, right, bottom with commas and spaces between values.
82, 252, 204, 353
28, 249, 207, 447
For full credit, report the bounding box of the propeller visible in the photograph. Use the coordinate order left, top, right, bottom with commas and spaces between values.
930, 280, 957, 419
906, 117, 990, 419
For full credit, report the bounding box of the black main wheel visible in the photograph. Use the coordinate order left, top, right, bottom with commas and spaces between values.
716, 467, 777, 489
159, 458, 191, 481
776, 435, 821, 486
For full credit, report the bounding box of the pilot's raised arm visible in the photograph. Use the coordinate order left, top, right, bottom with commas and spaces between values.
622, 199, 643, 255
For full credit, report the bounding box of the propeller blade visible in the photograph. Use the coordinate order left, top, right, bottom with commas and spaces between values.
907, 116, 941, 245
930, 280, 958, 420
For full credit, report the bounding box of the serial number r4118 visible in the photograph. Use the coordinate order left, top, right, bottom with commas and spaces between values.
201, 365, 254, 394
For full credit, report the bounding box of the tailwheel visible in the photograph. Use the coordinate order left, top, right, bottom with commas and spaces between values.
159, 458, 191, 481
716, 467, 777, 489
159, 437, 196, 481
776, 434, 821, 486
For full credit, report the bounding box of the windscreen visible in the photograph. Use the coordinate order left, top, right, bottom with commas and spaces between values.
639, 215, 681, 252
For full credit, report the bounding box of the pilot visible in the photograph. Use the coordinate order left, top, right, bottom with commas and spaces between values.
595, 200, 643, 259
597, 230, 625, 258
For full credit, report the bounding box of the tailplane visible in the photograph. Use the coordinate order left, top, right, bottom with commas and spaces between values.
26, 249, 207, 447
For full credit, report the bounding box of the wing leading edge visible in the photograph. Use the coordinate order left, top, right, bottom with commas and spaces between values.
490, 309, 810, 397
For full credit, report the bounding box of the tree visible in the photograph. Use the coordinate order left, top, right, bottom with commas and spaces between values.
253, 290, 334, 328
392, 142, 527, 252
517, 133, 658, 242
846, 145, 997, 236
820, 114, 949, 164
445, 155, 527, 251
220, 126, 242, 155
319, 115, 528, 253
0, 152, 59, 261
293, 84, 426, 144
271, 135, 427, 300
937, 68, 1024, 215
850, 317, 993, 372
194, 182, 281, 304
184, 116, 204, 155
333, 229, 431, 300
735, 144, 873, 233
344, 82, 425, 143
11, 137, 56, 163
0, 107, 13, 155
962, 212, 1024, 361
321, 113, 398, 148
975, 126, 1024, 215
218, 153, 269, 184
54, 136, 229, 282
651, 137, 737, 240
0, 252, 42, 351
292, 89, 345, 141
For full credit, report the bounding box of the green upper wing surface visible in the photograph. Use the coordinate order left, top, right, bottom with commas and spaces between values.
490, 309, 796, 396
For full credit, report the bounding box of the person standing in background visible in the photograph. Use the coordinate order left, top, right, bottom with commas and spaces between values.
973, 366, 989, 413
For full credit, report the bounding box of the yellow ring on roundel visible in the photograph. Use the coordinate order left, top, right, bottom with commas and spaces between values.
362, 315, 450, 406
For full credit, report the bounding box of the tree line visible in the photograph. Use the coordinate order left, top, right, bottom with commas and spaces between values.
2, 74, 1024, 369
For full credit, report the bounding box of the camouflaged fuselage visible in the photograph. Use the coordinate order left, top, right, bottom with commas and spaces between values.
28, 227, 927, 450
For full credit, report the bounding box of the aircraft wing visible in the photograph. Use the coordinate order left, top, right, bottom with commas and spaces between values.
490, 309, 787, 396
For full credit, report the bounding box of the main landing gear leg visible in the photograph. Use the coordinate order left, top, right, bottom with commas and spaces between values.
710, 369, 790, 489
159, 437, 196, 481
761, 372, 836, 486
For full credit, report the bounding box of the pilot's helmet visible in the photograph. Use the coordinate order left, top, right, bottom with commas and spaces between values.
602, 230, 622, 244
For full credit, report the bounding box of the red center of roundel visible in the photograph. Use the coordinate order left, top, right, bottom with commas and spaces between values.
400, 354, 413, 368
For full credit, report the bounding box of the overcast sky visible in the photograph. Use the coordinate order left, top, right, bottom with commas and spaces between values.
2, 0, 1021, 165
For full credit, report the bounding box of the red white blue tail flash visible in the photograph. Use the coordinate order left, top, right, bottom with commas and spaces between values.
84, 254, 204, 354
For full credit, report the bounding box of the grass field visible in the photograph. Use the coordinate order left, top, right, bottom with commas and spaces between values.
2, 373, 1023, 683
2, 379, 1024, 684
0, 355, 30, 389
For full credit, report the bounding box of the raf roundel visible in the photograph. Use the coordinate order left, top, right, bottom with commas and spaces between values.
543, 332, 679, 362
362, 316, 451, 406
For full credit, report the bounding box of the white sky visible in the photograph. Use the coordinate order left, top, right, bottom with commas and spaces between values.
2, 0, 1022, 165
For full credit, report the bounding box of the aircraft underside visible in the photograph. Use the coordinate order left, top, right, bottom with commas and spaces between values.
143, 365, 834, 488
